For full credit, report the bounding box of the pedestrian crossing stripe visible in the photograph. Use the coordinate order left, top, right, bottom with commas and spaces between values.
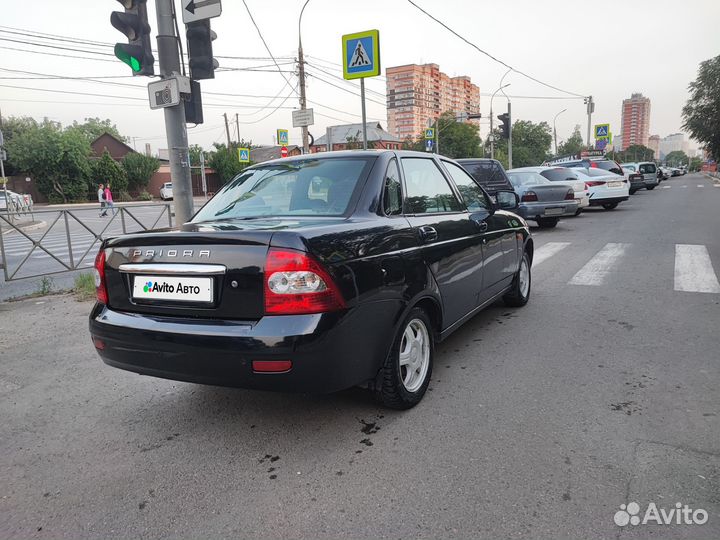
533, 241, 720, 294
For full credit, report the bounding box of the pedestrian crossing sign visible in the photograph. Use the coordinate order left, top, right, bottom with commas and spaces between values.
342, 29, 380, 80
595, 124, 610, 138
425, 128, 435, 139
238, 148, 250, 163
276, 129, 288, 146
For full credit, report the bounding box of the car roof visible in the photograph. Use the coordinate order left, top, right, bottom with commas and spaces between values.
255, 149, 438, 168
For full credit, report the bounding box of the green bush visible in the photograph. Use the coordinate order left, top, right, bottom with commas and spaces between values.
73, 273, 96, 301
92, 150, 128, 193
116, 190, 132, 202
137, 190, 153, 201
122, 152, 160, 191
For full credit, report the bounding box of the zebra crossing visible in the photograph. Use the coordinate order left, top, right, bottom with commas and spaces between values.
534, 241, 720, 294
1, 232, 102, 266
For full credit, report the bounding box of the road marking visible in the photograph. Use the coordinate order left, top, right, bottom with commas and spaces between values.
569, 243, 631, 286
697, 184, 704, 188
682, 185, 688, 188
674, 244, 720, 293
661, 185, 671, 189
532, 242, 571, 267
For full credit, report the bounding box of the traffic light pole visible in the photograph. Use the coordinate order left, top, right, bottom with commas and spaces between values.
155, 0, 193, 226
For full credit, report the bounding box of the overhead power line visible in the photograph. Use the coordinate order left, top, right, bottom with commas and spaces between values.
405, 0, 587, 98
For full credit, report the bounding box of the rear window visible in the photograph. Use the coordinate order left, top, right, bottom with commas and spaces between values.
639, 163, 656, 174
539, 168, 578, 182
592, 160, 623, 175
192, 157, 374, 220
459, 160, 511, 193
507, 172, 547, 187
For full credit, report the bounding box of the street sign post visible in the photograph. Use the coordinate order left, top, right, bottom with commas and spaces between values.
292, 109, 314, 128
342, 29, 381, 151
238, 147, 250, 163
277, 129, 289, 146
182, 0, 222, 24
280, 146, 288, 158
148, 78, 181, 109
594, 124, 610, 139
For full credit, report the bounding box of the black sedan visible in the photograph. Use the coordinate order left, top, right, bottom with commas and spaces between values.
89, 151, 533, 409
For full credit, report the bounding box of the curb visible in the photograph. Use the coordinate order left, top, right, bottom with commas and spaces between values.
1, 220, 47, 236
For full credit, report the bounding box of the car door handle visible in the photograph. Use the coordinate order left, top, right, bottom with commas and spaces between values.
476, 221, 488, 232
418, 226, 438, 243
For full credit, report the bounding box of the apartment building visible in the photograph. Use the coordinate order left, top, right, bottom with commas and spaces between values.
620, 93, 651, 150
386, 63, 480, 140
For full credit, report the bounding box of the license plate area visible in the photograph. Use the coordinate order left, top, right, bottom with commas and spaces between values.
607, 181, 622, 188
544, 207, 564, 216
132, 275, 214, 303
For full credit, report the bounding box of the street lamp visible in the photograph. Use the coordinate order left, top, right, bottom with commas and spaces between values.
553, 108, 567, 156
490, 83, 510, 160
298, 0, 311, 154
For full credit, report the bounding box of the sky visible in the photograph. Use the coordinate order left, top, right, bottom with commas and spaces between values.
1, 0, 718, 154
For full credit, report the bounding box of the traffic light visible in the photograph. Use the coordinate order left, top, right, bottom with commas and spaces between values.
111, 0, 155, 76
186, 20, 219, 80
498, 113, 510, 139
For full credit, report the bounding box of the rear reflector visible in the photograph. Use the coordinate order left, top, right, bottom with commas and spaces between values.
521, 191, 538, 202
585, 181, 606, 187
92, 337, 105, 350
252, 360, 292, 373
564, 189, 575, 200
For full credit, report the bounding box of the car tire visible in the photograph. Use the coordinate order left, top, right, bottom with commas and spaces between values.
647, 186, 655, 190
537, 217, 559, 228
629, 189, 637, 195
574, 208, 583, 216
503, 250, 531, 308
376, 307, 434, 410
602, 202, 619, 210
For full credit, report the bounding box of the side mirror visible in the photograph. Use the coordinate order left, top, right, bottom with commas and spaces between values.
495, 190, 519, 210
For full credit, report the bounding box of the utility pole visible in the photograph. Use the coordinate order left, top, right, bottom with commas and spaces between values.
223, 112, 232, 149
585, 95, 594, 147
507, 102, 512, 170
298, 1, 310, 154
489, 111, 494, 159
155, 0, 193, 225
235, 113, 240, 144
199, 151, 208, 200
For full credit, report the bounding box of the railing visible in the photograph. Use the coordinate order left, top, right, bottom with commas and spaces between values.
0, 203, 173, 281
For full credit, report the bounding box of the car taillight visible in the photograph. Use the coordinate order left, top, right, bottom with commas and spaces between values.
590, 162, 598, 168
94, 248, 108, 304
564, 189, 575, 200
521, 191, 538, 202
585, 181, 606, 187
264, 248, 346, 315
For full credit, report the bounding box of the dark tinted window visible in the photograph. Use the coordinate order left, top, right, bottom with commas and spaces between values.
442, 161, 489, 211
592, 160, 623, 175
540, 168, 579, 182
458, 160, 512, 194
401, 158, 463, 214
192, 158, 373, 221
382, 159, 402, 215
639, 163, 657, 174
508, 171, 549, 187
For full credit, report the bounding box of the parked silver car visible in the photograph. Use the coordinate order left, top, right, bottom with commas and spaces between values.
621, 162, 659, 193
505, 169, 579, 228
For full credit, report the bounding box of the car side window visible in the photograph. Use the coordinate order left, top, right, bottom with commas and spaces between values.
401, 158, 463, 214
382, 159, 402, 216
442, 161, 490, 211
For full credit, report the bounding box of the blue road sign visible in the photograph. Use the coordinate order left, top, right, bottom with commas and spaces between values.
595, 124, 609, 138
596, 138, 608, 151
342, 30, 380, 80
424, 128, 435, 139
425, 139, 434, 152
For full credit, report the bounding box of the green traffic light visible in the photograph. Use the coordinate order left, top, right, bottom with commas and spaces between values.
114, 43, 142, 73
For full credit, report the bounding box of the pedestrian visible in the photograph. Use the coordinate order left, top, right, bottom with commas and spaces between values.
104, 183, 116, 216
97, 183, 107, 217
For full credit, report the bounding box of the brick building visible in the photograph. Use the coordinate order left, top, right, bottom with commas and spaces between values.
620, 93, 651, 150
386, 63, 480, 141
310, 123, 401, 152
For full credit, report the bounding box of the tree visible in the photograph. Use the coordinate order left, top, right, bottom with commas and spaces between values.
6, 120, 92, 203
689, 156, 703, 171
0, 116, 39, 175
557, 125, 585, 157
92, 150, 128, 195
207, 142, 252, 184
682, 55, 720, 160
664, 150, 689, 166
122, 152, 160, 191
67, 117, 125, 143
613, 144, 654, 163
188, 144, 205, 166
491, 120, 552, 168
404, 112, 482, 158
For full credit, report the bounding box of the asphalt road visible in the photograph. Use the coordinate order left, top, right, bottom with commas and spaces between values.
1, 173, 719, 539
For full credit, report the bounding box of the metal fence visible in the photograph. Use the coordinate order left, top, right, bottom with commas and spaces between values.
0, 203, 173, 281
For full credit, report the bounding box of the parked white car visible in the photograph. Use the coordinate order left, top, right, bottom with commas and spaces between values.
159, 182, 173, 200
0, 189, 33, 212
572, 168, 630, 210
512, 166, 590, 215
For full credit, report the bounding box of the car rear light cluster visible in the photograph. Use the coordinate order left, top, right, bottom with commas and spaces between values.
564, 189, 575, 200
264, 248, 346, 315
585, 181, 606, 187
521, 191, 538, 202
93, 249, 108, 304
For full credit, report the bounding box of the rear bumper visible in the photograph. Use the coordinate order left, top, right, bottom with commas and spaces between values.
89, 300, 401, 393
516, 200, 578, 219
589, 196, 629, 206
